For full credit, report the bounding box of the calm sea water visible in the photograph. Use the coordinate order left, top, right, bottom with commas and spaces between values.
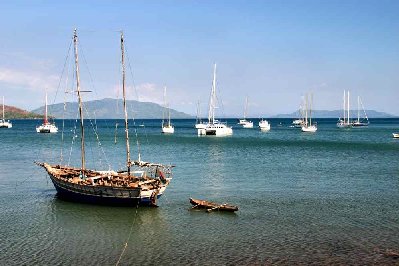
1, 118, 399, 265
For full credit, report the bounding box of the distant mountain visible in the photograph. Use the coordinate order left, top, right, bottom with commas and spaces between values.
31, 98, 193, 119
272, 110, 397, 118
2, 105, 45, 119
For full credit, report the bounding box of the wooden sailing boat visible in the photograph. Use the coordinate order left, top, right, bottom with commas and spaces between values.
37, 30, 172, 206
301, 92, 317, 132
0, 96, 12, 128
161, 86, 174, 134
36, 91, 58, 133
197, 63, 233, 136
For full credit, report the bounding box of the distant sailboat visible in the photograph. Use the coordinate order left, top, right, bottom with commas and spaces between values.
301, 93, 317, 132
259, 118, 271, 131
337, 90, 352, 128
198, 63, 233, 136
195, 100, 206, 129
0, 96, 12, 128
239, 96, 253, 128
36, 91, 58, 133
292, 96, 305, 128
161, 86, 174, 134
352, 96, 369, 127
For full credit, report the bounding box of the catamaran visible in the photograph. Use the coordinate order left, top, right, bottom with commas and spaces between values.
161, 86, 174, 134
301, 92, 317, 132
36, 92, 58, 133
37, 30, 172, 206
239, 96, 253, 128
351, 96, 369, 127
198, 63, 233, 136
0, 96, 12, 128
337, 90, 352, 128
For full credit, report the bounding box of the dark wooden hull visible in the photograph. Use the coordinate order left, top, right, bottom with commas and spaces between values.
190, 198, 238, 212
49, 173, 161, 206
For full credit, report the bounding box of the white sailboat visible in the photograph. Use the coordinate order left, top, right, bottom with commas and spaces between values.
239, 96, 253, 128
337, 90, 352, 128
198, 63, 233, 136
0, 96, 12, 128
36, 92, 58, 133
301, 93, 317, 132
195, 100, 206, 129
161, 86, 174, 134
259, 118, 271, 131
352, 96, 369, 127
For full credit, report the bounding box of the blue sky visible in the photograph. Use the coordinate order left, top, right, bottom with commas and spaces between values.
0, 0, 398, 116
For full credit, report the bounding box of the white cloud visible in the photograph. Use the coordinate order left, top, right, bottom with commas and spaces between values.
0, 67, 59, 92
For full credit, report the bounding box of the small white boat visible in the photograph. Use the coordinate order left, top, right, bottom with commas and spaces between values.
301, 92, 317, 133
36, 92, 58, 133
242, 121, 253, 128
259, 119, 270, 131
393, 133, 399, 138
239, 96, 253, 128
161, 86, 174, 134
0, 96, 12, 128
301, 125, 317, 132
197, 64, 233, 137
291, 119, 303, 128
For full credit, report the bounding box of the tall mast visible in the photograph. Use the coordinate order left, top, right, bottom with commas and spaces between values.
347, 91, 350, 124
73, 29, 86, 173
244, 96, 248, 119
44, 91, 48, 124
208, 63, 217, 124
357, 96, 360, 123
163, 86, 167, 126
305, 94, 308, 126
120, 31, 131, 174
309, 93, 313, 126
2, 96, 4, 121
196, 100, 201, 124
343, 90, 346, 123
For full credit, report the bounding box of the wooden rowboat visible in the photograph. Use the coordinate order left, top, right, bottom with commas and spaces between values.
190, 198, 238, 212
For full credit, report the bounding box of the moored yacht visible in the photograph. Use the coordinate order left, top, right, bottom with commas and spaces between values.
259, 119, 270, 131
0, 96, 12, 128
198, 64, 233, 136
36, 92, 58, 133
301, 92, 317, 132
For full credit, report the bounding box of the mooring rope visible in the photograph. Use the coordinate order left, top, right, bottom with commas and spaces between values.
115, 204, 139, 266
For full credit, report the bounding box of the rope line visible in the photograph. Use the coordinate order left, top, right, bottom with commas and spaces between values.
115, 205, 139, 266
